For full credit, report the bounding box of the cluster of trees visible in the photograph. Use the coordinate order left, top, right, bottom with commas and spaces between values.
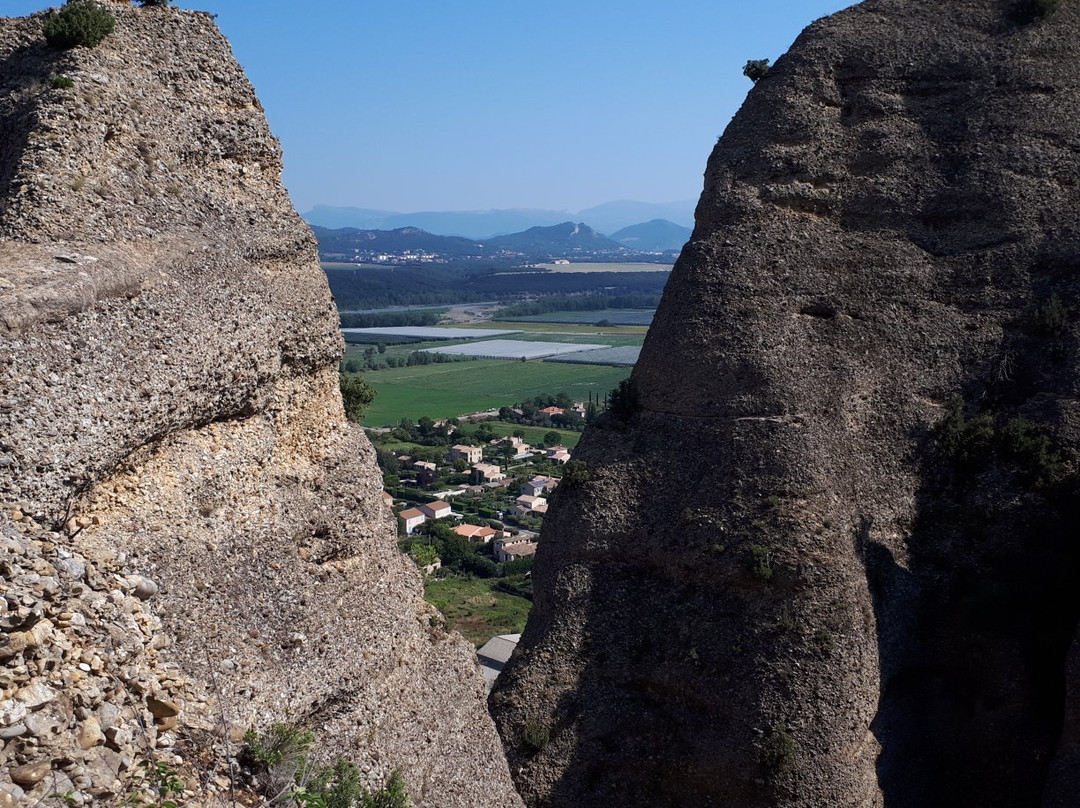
498, 392, 591, 432
339, 310, 442, 328
390, 416, 457, 446
324, 263, 670, 310
343, 348, 473, 373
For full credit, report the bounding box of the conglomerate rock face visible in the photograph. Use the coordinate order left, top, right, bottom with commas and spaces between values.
491, 1, 1080, 806
0, 7, 522, 808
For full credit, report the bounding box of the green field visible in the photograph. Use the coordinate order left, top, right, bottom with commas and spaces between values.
358, 360, 629, 426
424, 576, 532, 647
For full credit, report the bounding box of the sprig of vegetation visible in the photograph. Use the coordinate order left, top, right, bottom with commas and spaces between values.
243, 726, 411, 808
747, 543, 775, 582
561, 460, 592, 487
123, 759, 186, 808
936, 397, 995, 472
521, 720, 551, 752
759, 724, 796, 777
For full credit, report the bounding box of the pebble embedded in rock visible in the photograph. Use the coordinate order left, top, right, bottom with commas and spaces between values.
10, 760, 50, 787
128, 575, 159, 601
77, 715, 104, 749
146, 695, 179, 720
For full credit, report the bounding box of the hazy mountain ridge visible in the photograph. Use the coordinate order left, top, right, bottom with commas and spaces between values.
303, 199, 697, 239
609, 219, 693, 252
314, 221, 675, 263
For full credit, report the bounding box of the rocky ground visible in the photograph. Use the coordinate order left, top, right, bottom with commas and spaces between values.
0, 507, 229, 807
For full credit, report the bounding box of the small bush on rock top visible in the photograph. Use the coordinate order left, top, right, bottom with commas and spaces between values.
743, 58, 771, 82
137, 0, 172, 6
43, 0, 116, 49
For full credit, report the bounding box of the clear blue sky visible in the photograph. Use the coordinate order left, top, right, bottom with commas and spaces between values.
6, 1, 853, 213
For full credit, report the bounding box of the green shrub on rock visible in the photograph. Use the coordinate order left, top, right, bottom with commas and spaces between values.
43, 0, 116, 50
136, 0, 172, 6
743, 58, 771, 83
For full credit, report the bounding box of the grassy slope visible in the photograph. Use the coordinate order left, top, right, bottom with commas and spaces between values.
359, 360, 629, 426
424, 576, 532, 647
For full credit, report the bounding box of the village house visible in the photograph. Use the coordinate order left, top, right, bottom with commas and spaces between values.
513, 495, 548, 515
547, 446, 572, 464
413, 460, 437, 473
419, 500, 453, 520
501, 436, 534, 459
448, 444, 483, 464
522, 476, 558, 497
471, 463, 507, 484
539, 406, 564, 416
494, 538, 539, 563
397, 507, 425, 535
453, 523, 500, 543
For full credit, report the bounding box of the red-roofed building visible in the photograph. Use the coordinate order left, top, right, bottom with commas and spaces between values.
398, 507, 425, 535
453, 524, 499, 544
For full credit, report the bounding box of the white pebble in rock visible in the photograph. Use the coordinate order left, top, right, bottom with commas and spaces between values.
55, 557, 86, 579
128, 575, 159, 601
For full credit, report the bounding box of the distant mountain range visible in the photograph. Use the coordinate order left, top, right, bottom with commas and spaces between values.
312, 220, 678, 263
302, 199, 696, 240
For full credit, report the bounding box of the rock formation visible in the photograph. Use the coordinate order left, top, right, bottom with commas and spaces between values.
0, 6, 522, 807
491, 1, 1080, 806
